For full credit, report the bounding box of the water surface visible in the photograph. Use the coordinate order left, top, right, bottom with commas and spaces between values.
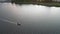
0, 3, 60, 34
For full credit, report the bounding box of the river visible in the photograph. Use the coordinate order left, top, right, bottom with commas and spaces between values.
0, 3, 60, 34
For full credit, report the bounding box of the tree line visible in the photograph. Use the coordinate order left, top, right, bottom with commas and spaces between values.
12, 0, 33, 2
11, 0, 53, 3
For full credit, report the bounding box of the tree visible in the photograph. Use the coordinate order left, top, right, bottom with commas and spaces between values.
46, 0, 52, 2
12, 0, 33, 2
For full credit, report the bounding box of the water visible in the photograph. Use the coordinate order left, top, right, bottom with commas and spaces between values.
0, 3, 60, 34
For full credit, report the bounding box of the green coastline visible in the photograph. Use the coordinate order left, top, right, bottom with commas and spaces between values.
11, 0, 60, 7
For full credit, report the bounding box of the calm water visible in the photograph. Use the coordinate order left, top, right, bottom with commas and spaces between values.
0, 3, 60, 34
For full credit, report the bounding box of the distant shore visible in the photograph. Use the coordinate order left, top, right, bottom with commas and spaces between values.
11, 2, 60, 7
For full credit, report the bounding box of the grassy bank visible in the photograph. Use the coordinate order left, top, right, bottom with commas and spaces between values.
12, 2, 60, 7
41, 3, 60, 7
38, 2, 60, 7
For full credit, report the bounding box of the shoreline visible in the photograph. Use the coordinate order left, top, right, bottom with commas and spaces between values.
12, 2, 60, 7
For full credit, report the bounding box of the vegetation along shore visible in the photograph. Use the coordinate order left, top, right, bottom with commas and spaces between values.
11, 0, 60, 7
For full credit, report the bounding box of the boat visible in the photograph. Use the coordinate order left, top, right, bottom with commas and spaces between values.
17, 22, 21, 26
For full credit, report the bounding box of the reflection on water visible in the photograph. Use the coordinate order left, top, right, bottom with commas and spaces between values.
0, 3, 60, 34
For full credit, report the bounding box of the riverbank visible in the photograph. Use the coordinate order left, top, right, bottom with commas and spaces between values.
12, 2, 60, 7
38, 2, 60, 7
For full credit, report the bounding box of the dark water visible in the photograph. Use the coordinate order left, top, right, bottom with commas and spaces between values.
0, 3, 60, 34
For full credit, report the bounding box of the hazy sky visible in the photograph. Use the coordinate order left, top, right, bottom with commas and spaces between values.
0, 0, 5, 1
0, 0, 6, 1
0, 0, 10, 1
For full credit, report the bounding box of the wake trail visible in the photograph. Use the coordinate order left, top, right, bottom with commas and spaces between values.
0, 18, 17, 25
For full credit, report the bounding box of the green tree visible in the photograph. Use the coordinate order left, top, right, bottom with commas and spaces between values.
12, 0, 33, 2
45, 0, 52, 2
